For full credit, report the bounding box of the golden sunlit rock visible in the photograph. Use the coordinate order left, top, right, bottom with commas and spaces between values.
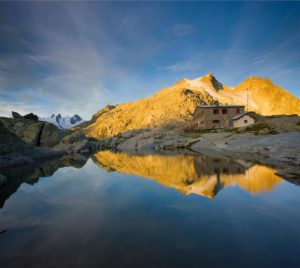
84, 73, 300, 139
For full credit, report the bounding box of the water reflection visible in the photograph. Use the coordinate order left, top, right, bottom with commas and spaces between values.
0, 154, 88, 208
0, 151, 299, 268
93, 151, 282, 198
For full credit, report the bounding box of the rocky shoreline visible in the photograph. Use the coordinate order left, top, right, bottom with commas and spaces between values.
96, 127, 300, 181
1, 112, 300, 184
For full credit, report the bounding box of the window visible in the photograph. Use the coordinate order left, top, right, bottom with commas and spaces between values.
213, 109, 219, 114
222, 109, 228, 114
213, 120, 220, 123
236, 108, 241, 114
244, 119, 248, 123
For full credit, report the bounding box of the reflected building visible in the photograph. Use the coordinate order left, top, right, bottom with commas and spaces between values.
93, 151, 282, 199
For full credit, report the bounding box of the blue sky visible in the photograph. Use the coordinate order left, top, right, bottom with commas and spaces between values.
0, 2, 299, 119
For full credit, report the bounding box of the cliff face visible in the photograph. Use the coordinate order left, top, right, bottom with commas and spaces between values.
84, 73, 300, 139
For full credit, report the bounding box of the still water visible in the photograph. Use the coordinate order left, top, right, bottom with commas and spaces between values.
0, 151, 300, 267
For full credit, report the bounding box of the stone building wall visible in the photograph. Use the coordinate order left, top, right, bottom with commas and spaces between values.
232, 115, 255, 128
193, 106, 245, 129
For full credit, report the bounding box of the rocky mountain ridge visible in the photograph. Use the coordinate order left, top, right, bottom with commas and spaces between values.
84, 73, 300, 139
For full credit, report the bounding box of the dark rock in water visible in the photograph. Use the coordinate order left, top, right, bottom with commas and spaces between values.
276, 168, 300, 186
0, 174, 7, 186
0, 229, 7, 234
11, 111, 23, 119
23, 113, 38, 121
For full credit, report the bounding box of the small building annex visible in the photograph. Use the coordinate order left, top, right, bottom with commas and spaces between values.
231, 112, 255, 128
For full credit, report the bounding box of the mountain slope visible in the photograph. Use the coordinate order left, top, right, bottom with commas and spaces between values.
84, 73, 300, 139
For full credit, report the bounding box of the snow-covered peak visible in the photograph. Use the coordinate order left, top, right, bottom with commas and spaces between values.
39, 114, 85, 129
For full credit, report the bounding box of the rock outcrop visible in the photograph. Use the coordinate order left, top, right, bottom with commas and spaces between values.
0, 117, 65, 167
23, 113, 39, 121
84, 73, 300, 139
0, 115, 68, 147
0, 112, 99, 168
55, 130, 99, 154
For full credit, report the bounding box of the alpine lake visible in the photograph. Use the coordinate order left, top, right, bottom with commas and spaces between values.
0, 150, 300, 268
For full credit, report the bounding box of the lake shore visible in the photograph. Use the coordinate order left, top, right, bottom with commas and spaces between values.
1, 114, 300, 183
97, 129, 300, 182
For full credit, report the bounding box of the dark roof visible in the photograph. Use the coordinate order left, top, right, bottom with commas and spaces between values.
197, 105, 245, 109
231, 112, 255, 121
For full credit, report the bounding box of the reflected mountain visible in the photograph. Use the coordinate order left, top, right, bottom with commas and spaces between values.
93, 151, 282, 198
0, 154, 89, 208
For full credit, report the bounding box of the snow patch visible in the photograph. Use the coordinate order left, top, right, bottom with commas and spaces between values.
187, 78, 221, 99
39, 114, 85, 129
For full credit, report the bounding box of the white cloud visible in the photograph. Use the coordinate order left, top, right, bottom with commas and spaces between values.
0, 100, 46, 118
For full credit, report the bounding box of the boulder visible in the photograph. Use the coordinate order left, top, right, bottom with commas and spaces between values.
0, 117, 67, 147
55, 130, 99, 154
1, 116, 43, 146
39, 123, 68, 147
60, 130, 85, 144
55, 139, 90, 154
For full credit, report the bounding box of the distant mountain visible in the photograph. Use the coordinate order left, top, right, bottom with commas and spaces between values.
84, 73, 300, 139
39, 114, 85, 129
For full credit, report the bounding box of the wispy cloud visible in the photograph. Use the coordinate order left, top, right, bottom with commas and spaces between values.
0, 1, 299, 118
171, 23, 195, 37
161, 61, 197, 72
0, 2, 171, 118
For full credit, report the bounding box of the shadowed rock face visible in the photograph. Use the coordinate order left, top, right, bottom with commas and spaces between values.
0, 114, 99, 168
92, 151, 282, 199
0, 116, 68, 148
0, 154, 88, 208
